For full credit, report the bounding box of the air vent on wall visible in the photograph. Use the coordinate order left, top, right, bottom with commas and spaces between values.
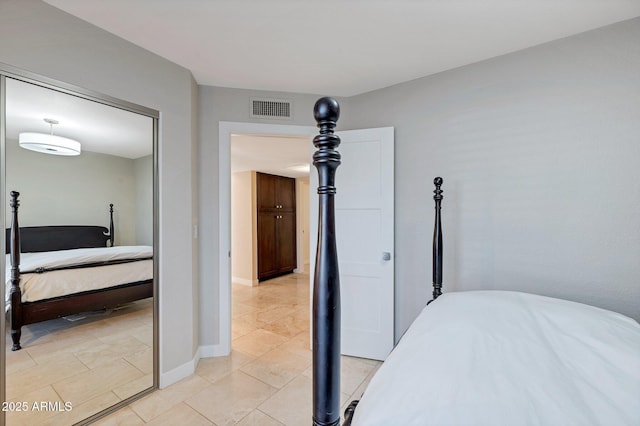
250, 98, 292, 119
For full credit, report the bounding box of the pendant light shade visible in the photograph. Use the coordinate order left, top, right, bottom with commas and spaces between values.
19, 119, 81, 156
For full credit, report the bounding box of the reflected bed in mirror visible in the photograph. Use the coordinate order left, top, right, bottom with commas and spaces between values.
6, 193, 153, 352
3, 75, 157, 424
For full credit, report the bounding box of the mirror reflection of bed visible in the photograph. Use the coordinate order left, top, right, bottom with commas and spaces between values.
3, 78, 155, 425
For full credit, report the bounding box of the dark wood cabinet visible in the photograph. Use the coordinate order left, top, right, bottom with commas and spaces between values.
257, 172, 297, 280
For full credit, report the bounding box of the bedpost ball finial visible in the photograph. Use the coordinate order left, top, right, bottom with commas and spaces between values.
434, 177, 443, 201
10, 191, 20, 208
313, 97, 340, 127
312, 97, 341, 194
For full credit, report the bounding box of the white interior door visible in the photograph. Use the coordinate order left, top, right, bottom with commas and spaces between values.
310, 127, 394, 361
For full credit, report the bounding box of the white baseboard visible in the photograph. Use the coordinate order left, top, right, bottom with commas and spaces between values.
159, 353, 200, 389
160, 344, 231, 388
200, 343, 230, 358
232, 276, 258, 287
294, 263, 311, 274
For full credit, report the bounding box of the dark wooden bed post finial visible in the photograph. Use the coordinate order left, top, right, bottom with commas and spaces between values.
432, 177, 444, 301
312, 96, 342, 426
9, 191, 23, 350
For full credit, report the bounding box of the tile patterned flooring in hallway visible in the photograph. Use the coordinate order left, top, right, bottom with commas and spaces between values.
96, 271, 381, 425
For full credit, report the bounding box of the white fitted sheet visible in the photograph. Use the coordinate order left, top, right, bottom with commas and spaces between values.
352, 291, 640, 426
6, 246, 153, 304
15, 245, 152, 273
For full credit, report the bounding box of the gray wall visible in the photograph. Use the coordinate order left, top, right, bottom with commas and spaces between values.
344, 18, 640, 338
134, 155, 153, 246
190, 77, 200, 358
0, 0, 198, 381
198, 18, 640, 348
6, 137, 143, 246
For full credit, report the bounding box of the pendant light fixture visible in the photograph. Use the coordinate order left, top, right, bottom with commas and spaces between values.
19, 118, 81, 156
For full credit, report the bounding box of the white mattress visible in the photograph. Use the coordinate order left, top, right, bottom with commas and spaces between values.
6, 246, 153, 304
351, 291, 640, 426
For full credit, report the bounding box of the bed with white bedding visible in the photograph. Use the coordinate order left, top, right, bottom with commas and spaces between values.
6, 191, 154, 351
6, 246, 152, 303
351, 291, 640, 425
307, 97, 640, 426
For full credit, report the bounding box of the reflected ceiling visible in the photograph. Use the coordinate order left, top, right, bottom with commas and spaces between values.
5, 79, 152, 159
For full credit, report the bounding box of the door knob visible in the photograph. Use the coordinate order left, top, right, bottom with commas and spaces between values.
382, 252, 391, 261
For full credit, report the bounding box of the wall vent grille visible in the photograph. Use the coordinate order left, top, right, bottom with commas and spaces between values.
250, 98, 292, 119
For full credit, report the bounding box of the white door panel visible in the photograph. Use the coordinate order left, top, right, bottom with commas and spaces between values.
338, 140, 382, 208
311, 127, 394, 361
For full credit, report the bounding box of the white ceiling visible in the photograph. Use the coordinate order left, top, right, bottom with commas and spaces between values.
44, 0, 640, 96
231, 134, 312, 179
10, 1, 639, 168
5, 78, 153, 159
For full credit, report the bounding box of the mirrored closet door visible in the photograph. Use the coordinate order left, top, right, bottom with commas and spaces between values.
0, 68, 158, 425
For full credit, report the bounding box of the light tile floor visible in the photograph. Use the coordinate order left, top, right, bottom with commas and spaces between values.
5, 298, 154, 425
95, 271, 381, 425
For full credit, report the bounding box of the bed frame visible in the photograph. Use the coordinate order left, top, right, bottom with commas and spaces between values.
310, 97, 444, 425
7, 191, 154, 351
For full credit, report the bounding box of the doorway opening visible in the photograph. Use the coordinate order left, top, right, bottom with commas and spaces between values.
218, 122, 316, 355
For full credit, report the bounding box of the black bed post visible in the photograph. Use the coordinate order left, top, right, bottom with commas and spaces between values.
9, 191, 23, 351
432, 177, 444, 301
109, 203, 114, 247
312, 97, 342, 426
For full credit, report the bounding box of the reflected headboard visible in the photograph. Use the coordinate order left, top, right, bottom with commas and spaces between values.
5, 198, 114, 253
5, 225, 111, 253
